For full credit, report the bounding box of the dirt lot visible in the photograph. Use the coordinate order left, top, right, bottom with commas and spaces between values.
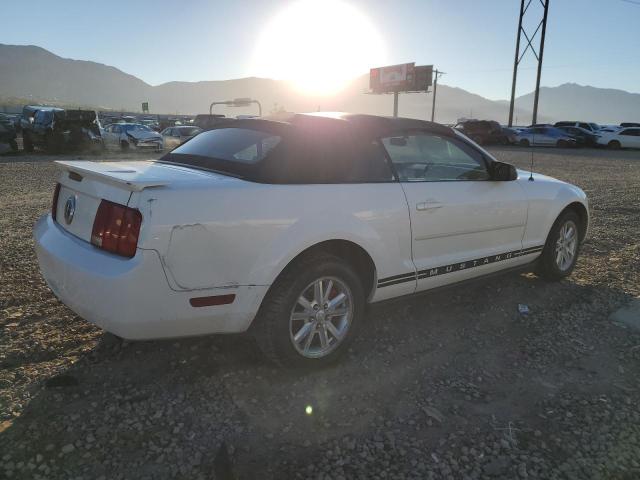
1, 147, 639, 479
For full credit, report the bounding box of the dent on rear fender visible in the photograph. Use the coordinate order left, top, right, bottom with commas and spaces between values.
163, 223, 237, 290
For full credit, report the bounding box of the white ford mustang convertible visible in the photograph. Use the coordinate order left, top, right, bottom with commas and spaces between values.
35, 113, 589, 367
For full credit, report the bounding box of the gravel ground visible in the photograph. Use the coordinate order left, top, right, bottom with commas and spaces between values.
1, 147, 639, 479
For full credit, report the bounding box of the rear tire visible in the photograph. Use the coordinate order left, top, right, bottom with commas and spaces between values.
556, 139, 567, 148
535, 210, 581, 281
253, 252, 365, 368
608, 140, 621, 150
519, 139, 530, 147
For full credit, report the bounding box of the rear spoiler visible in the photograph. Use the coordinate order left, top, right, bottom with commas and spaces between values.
55, 160, 169, 192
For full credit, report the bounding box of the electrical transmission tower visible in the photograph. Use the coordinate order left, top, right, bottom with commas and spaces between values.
508, 0, 550, 126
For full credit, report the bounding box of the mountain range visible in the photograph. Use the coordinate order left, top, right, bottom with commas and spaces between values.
1, 44, 638, 124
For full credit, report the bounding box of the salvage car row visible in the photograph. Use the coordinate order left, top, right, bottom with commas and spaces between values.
454, 119, 640, 149
1, 105, 204, 154
3, 105, 640, 154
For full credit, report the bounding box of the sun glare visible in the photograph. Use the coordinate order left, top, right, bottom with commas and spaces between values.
252, 0, 386, 95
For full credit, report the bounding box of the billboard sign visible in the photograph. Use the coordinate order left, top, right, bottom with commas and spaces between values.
413, 65, 433, 91
370, 63, 432, 93
370, 63, 414, 93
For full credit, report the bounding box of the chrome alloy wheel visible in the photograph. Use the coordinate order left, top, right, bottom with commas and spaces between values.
289, 276, 353, 358
555, 220, 578, 271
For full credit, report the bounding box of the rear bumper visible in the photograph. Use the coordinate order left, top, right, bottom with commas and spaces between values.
34, 214, 267, 339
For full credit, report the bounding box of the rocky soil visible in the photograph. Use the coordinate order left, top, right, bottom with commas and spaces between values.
1, 147, 639, 479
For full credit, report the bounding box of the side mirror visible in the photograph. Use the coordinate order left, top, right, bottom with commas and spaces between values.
490, 161, 518, 181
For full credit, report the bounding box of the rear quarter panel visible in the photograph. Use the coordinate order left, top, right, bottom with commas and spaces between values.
132, 181, 412, 294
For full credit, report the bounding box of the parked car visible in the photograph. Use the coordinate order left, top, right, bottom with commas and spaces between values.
0, 113, 18, 151
620, 122, 640, 128
161, 126, 202, 150
454, 120, 511, 145
22, 108, 102, 153
554, 121, 600, 133
18, 105, 42, 134
516, 127, 578, 147
101, 123, 163, 151
34, 113, 589, 367
501, 127, 520, 144
556, 126, 599, 147
596, 127, 640, 149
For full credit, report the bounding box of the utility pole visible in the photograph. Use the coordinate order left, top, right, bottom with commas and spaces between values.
431, 69, 444, 122
508, 0, 525, 127
507, 0, 550, 126
532, 0, 549, 124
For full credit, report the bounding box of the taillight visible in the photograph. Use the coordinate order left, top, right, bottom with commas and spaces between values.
91, 200, 142, 258
51, 183, 61, 221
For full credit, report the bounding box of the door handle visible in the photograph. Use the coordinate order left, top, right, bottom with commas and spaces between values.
416, 201, 443, 211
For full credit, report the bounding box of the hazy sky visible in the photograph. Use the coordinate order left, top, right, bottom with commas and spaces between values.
2, 0, 639, 99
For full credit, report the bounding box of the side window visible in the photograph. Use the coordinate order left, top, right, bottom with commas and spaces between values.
578, 123, 590, 130
265, 122, 393, 184
619, 129, 631, 136
34, 111, 45, 124
349, 138, 395, 183
381, 131, 489, 182
113, 125, 121, 134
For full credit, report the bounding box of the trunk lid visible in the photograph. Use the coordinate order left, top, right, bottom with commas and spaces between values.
53, 160, 222, 243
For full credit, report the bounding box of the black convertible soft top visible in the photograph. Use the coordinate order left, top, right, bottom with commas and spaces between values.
265, 112, 454, 137
159, 112, 458, 184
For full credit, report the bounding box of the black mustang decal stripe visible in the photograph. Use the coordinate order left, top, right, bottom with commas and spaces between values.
374, 271, 416, 283
377, 245, 545, 288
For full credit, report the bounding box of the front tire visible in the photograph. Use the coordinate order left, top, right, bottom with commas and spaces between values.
253, 252, 365, 368
519, 139, 530, 147
608, 140, 621, 150
536, 210, 581, 281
